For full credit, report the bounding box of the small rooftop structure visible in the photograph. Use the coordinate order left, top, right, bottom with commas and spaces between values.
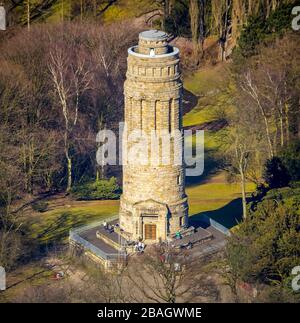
137, 29, 169, 55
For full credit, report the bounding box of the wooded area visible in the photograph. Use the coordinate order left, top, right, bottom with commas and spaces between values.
0, 0, 299, 303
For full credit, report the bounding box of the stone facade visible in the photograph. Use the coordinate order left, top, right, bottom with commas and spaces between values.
119, 30, 188, 243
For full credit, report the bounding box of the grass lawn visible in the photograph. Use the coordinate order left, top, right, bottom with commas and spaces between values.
183, 64, 233, 128
184, 64, 227, 95
101, 0, 156, 23
186, 173, 255, 228
27, 200, 119, 245
1, 263, 54, 302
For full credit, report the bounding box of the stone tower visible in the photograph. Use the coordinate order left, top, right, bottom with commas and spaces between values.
119, 30, 188, 242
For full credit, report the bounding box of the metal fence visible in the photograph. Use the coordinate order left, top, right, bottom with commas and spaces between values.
71, 214, 119, 234
69, 213, 230, 262
69, 215, 125, 261
199, 215, 231, 236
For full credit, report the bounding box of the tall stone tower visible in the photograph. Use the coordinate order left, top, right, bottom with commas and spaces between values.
119, 30, 188, 242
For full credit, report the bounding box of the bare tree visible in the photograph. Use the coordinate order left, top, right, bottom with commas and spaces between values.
189, 0, 200, 59
125, 244, 219, 303
237, 34, 300, 158
211, 0, 231, 61
0, 126, 23, 270
49, 44, 92, 192
240, 70, 274, 158
222, 125, 256, 219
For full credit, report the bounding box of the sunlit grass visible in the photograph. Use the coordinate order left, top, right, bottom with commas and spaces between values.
184, 65, 226, 95
27, 200, 119, 244
2, 264, 53, 301
102, 0, 156, 23
183, 105, 217, 127
187, 180, 256, 216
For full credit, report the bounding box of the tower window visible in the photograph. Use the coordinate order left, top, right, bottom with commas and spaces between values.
177, 174, 181, 185
168, 102, 172, 133
179, 216, 183, 227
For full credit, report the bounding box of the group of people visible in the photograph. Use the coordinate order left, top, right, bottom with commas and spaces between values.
134, 241, 145, 253
103, 221, 145, 253
103, 221, 190, 254
103, 222, 114, 233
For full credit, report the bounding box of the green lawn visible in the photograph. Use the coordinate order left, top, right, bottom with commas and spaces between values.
183, 64, 233, 128
186, 175, 255, 227
27, 200, 119, 245
101, 0, 157, 23
184, 65, 227, 95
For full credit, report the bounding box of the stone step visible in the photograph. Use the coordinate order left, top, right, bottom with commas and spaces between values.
96, 231, 122, 251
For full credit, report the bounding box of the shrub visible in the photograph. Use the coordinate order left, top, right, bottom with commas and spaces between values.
31, 201, 49, 213
280, 140, 300, 182
236, 2, 297, 58
226, 191, 300, 301
71, 177, 121, 201
263, 157, 290, 189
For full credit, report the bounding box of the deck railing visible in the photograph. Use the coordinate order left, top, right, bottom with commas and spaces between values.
71, 214, 119, 234
200, 215, 231, 236
69, 215, 125, 261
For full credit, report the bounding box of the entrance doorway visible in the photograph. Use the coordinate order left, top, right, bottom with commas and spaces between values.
144, 224, 157, 240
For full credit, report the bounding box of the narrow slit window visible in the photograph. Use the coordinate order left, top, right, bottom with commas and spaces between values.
168, 101, 172, 133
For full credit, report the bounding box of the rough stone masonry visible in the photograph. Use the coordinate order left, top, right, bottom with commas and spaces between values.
119, 30, 189, 243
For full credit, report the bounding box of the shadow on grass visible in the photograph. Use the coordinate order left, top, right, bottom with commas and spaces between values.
34, 211, 96, 246
189, 198, 246, 229
182, 88, 200, 115
186, 149, 222, 187
19, 211, 95, 267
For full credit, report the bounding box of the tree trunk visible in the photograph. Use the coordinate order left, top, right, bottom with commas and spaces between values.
93, 0, 97, 17
61, 0, 64, 22
189, 0, 201, 59
279, 113, 284, 147
27, 0, 30, 31
240, 168, 247, 220
285, 103, 290, 144
232, 0, 246, 45
66, 150, 72, 192
64, 130, 72, 192
263, 113, 274, 158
